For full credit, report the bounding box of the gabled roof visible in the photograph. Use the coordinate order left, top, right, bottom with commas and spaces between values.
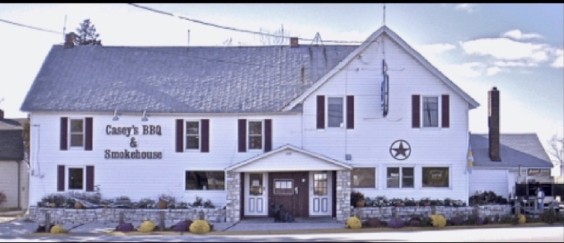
0, 129, 24, 161
0, 118, 25, 130
21, 44, 356, 113
469, 134, 553, 168
282, 26, 480, 111
226, 144, 352, 172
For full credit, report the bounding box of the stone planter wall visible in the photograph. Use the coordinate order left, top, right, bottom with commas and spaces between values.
351, 205, 511, 222
27, 206, 226, 225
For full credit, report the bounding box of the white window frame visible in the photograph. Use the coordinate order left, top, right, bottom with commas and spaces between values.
326, 96, 345, 128
247, 120, 264, 150
421, 95, 440, 128
421, 166, 451, 188
386, 166, 415, 189
69, 118, 85, 149
185, 120, 201, 151
67, 166, 85, 191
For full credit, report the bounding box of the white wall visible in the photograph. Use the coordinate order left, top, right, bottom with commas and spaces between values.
0, 161, 28, 209
469, 169, 509, 198
301, 35, 470, 201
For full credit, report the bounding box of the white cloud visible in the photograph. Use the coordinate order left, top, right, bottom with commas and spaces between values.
440, 62, 485, 79
493, 60, 538, 67
551, 49, 563, 68
415, 43, 456, 56
455, 4, 476, 13
502, 29, 543, 40
485, 66, 502, 76
460, 37, 550, 63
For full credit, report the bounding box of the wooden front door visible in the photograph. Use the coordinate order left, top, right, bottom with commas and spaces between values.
269, 172, 309, 218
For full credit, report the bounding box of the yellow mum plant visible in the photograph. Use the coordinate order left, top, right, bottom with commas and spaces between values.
346, 216, 362, 229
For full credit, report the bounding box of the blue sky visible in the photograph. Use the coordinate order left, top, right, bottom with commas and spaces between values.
0, 3, 562, 165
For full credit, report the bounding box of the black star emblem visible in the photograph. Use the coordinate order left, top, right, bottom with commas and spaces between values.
390, 140, 411, 160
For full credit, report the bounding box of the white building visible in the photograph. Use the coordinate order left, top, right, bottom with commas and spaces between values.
21, 26, 551, 222
0, 110, 28, 210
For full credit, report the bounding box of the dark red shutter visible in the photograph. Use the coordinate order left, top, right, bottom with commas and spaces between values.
176, 119, 184, 152
238, 119, 247, 152
201, 119, 209, 153
264, 119, 272, 152
85, 117, 93, 151
86, 166, 94, 192
57, 165, 65, 191
442, 95, 450, 128
316, 95, 325, 129
346, 95, 354, 129
60, 117, 68, 150
412, 95, 420, 128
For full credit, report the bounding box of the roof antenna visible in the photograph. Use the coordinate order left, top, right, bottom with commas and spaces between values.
63, 14, 67, 42
311, 32, 323, 46
382, 4, 386, 26
187, 29, 190, 46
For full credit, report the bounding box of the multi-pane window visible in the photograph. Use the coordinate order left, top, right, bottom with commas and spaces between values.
423, 96, 439, 127
351, 168, 376, 188
387, 167, 414, 188
273, 179, 293, 195
185, 171, 225, 190
68, 168, 84, 190
248, 121, 263, 150
70, 119, 84, 147
327, 97, 344, 128
422, 167, 449, 187
313, 173, 328, 195
186, 121, 200, 150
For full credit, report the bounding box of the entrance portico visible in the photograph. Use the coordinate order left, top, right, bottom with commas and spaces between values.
225, 144, 352, 223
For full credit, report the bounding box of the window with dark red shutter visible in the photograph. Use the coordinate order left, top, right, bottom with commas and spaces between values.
85, 117, 93, 151
264, 119, 272, 152
317, 95, 325, 129
57, 165, 65, 191
201, 119, 209, 153
412, 95, 420, 128
176, 119, 184, 152
238, 119, 247, 152
60, 117, 68, 150
442, 95, 450, 128
346, 96, 354, 129
86, 166, 94, 192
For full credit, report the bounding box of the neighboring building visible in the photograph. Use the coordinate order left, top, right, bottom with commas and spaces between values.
468, 88, 554, 199
22, 25, 485, 222
0, 109, 28, 210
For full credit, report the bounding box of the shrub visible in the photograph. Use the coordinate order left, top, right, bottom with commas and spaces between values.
449, 214, 466, 226
138, 220, 156, 233
387, 217, 405, 228
363, 217, 385, 228
345, 216, 362, 229
114, 196, 132, 208
136, 198, 156, 209
173, 220, 192, 232
203, 199, 215, 209
115, 222, 135, 232
40, 193, 66, 208
50, 224, 65, 234
430, 214, 447, 228
192, 197, 203, 207
189, 219, 211, 234
516, 214, 526, 225
176, 202, 189, 209
540, 209, 561, 224
351, 191, 365, 207
0, 192, 7, 206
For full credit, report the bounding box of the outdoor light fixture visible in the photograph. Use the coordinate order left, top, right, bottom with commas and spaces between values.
141, 110, 149, 122
112, 108, 119, 121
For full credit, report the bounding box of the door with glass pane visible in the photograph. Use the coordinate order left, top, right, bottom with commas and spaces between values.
310, 171, 332, 216
245, 173, 268, 216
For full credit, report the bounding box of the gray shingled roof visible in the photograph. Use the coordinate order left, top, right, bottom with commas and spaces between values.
470, 134, 553, 168
0, 118, 24, 130
0, 129, 24, 161
21, 45, 357, 113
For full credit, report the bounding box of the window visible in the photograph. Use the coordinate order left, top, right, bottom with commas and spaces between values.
274, 179, 293, 195
327, 97, 344, 128
423, 96, 438, 127
70, 119, 84, 147
387, 167, 414, 188
422, 167, 449, 187
351, 168, 375, 188
248, 121, 263, 150
313, 173, 328, 195
185, 171, 225, 190
68, 168, 84, 190
186, 121, 200, 150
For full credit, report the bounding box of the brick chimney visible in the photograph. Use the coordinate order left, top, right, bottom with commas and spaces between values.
64, 32, 77, 49
488, 86, 501, 161
290, 37, 299, 48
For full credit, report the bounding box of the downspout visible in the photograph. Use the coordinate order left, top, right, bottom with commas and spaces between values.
14, 160, 21, 209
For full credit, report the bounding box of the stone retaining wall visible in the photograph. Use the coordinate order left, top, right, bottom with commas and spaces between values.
351, 205, 511, 222
27, 206, 226, 225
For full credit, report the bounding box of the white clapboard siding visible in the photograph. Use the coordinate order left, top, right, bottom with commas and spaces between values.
469, 169, 509, 198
